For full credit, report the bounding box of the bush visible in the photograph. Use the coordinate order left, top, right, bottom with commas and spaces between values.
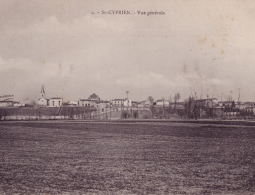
121, 111, 129, 119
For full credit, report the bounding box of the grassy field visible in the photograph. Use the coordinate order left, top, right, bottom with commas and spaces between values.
0, 121, 255, 194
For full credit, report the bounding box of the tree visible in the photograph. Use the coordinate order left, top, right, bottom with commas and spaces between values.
231, 101, 235, 109
148, 96, 154, 104
174, 93, 181, 111
148, 96, 154, 116
168, 96, 173, 114
30, 100, 37, 107
174, 93, 181, 102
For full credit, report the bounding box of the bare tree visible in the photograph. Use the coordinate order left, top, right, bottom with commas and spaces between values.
174, 93, 181, 102
148, 96, 154, 105
30, 100, 37, 107
148, 96, 154, 116
174, 93, 181, 112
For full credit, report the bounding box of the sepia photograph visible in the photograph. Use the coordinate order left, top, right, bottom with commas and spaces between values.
0, 0, 255, 194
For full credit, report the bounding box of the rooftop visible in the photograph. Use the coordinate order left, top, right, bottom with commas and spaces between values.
50, 97, 62, 100
88, 93, 100, 100
79, 99, 96, 102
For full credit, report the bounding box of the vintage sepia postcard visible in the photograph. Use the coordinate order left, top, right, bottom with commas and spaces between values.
0, 0, 255, 194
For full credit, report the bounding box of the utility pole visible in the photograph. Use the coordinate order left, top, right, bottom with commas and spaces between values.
190, 87, 193, 98
238, 88, 241, 110
162, 97, 165, 119
221, 93, 223, 118
200, 85, 203, 99
206, 89, 209, 118
106, 105, 107, 119
126, 91, 129, 118
230, 90, 233, 119
212, 94, 214, 118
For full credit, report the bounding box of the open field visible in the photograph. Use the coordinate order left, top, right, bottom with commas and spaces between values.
0, 121, 255, 194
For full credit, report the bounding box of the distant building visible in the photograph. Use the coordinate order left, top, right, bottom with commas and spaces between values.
238, 102, 255, 109
78, 93, 101, 107
38, 86, 48, 106
78, 99, 96, 107
88, 93, 100, 101
96, 100, 110, 113
0, 100, 18, 107
111, 98, 132, 107
154, 99, 170, 107
0, 95, 19, 107
139, 100, 152, 108
64, 101, 78, 106
49, 97, 63, 107
194, 98, 218, 107
123, 98, 132, 107
13, 102, 25, 107
169, 102, 185, 110
111, 99, 124, 106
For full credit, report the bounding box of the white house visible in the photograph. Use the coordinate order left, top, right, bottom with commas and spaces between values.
111, 98, 132, 107
49, 97, 63, 107
123, 98, 132, 107
38, 98, 48, 106
111, 99, 125, 106
0, 95, 17, 107
0, 100, 16, 107
78, 99, 96, 107
14, 102, 25, 107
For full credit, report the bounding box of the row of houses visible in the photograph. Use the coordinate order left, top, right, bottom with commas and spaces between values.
0, 95, 25, 107
36, 86, 135, 114
154, 98, 255, 110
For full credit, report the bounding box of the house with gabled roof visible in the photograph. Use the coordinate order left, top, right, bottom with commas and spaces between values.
88, 93, 100, 101
78, 93, 101, 107
139, 100, 152, 108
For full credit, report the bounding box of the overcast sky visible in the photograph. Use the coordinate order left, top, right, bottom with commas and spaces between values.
1, 0, 255, 103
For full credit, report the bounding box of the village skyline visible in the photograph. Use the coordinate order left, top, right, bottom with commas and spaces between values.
1, 84, 246, 106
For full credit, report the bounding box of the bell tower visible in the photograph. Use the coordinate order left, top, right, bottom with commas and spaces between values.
41, 85, 45, 98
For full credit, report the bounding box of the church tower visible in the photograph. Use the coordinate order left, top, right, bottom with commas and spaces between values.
38, 85, 48, 106
41, 85, 45, 98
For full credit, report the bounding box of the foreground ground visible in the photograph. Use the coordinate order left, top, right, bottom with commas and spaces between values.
0, 121, 255, 194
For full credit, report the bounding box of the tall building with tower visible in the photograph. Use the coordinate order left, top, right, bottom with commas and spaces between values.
38, 85, 48, 106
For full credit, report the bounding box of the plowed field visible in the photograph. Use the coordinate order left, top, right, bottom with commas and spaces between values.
0, 121, 255, 194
